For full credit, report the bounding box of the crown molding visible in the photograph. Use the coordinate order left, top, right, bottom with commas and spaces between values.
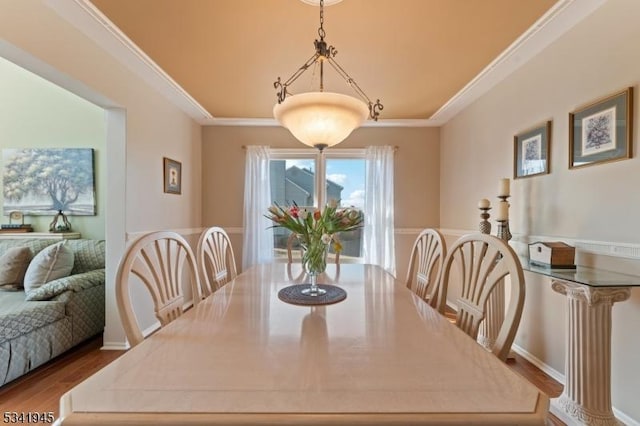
0, 39, 120, 109
47, 0, 606, 128
46, 0, 213, 123
202, 118, 278, 127
361, 119, 436, 128
429, 0, 607, 125
204, 117, 436, 128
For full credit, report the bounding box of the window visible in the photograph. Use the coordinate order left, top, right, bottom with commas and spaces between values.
269, 149, 365, 261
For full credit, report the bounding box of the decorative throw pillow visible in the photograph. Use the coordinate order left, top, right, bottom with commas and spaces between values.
0, 247, 32, 291
23, 241, 75, 293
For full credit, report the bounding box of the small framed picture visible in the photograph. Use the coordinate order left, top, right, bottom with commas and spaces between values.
569, 87, 633, 169
514, 121, 551, 179
163, 157, 182, 194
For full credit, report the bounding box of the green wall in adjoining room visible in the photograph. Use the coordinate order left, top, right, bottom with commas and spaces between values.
0, 56, 105, 240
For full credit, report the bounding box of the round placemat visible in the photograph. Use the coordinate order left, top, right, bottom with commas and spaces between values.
278, 284, 347, 306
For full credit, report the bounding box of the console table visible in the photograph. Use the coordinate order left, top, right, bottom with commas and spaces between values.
0, 231, 81, 240
522, 260, 639, 426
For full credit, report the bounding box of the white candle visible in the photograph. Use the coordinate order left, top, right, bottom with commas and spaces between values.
478, 198, 490, 209
498, 178, 510, 197
496, 201, 509, 221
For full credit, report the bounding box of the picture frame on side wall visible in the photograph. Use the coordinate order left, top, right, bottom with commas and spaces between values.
569, 87, 633, 169
163, 157, 182, 195
514, 121, 551, 179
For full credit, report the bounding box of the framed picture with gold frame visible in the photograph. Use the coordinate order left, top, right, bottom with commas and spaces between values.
163, 157, 182, 195
569, 87, 633, 169
514, 121, 551, 179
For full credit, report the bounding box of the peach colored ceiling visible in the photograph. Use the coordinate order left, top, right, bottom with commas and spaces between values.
90, 0, 557, 120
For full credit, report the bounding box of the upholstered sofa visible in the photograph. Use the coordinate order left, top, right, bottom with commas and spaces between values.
0, 239, 105, 386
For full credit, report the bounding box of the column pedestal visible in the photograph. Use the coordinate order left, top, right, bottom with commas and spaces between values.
550, 280, 630, 426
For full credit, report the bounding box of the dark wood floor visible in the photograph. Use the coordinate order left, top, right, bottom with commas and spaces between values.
507, 353, 564, 425
0, 336, 124, 415
0, 336, 564, 424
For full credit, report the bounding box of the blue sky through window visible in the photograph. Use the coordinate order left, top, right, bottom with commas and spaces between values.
284, 158, 365, 209
326, 159, 365, 209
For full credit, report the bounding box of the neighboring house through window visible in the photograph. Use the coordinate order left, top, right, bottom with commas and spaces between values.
269, 149, 365, 262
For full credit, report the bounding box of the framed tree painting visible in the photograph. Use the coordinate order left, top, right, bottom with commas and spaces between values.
2, 148, 96, 215
163, 157, 182, 194
569, 87, 633, 169
514, 121, 551, 179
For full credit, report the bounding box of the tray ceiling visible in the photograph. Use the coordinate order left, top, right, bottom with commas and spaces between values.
89, 0, 559, 122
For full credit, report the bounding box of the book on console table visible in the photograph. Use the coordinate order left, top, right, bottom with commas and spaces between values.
1, 224, 33, 229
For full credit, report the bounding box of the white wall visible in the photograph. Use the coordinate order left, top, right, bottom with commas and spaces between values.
0, 0, 202, 346
441, 0, 640, 421
0, 57, 105, 240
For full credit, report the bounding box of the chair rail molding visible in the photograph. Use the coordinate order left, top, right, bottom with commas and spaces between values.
510, 233, 640, 261
127, 228, 640, 263
440, 229, 640, 261
126, 228, 204, 241
223, 227, 429, 236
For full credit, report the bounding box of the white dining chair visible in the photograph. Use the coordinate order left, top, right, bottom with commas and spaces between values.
435, 233, 525, 362
405, 228, 446, 308
115, 231, 201, 347
196, 226, 238, 298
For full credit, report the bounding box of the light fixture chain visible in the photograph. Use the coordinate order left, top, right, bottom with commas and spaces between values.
318, 0, 325, 40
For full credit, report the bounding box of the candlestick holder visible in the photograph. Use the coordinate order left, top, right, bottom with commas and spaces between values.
479, 194, 513, 356
479, 207, 491, 235
496, 195, 511, 243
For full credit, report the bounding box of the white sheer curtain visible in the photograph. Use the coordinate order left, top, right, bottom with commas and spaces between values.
363, 146, 396, 276
242, 146, 273, 271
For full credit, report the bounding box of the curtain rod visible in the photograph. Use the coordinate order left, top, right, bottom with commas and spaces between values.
241, 145, 398, 151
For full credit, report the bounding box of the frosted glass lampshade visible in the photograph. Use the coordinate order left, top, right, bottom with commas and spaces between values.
273, 92, 369, 150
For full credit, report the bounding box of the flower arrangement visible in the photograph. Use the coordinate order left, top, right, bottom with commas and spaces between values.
266, 200, 363, 275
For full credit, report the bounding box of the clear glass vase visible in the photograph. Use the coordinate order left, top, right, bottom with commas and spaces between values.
301, 239, 328, 296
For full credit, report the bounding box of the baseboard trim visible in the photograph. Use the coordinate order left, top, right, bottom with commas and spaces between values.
101, 342, 128, 351
511, 343, 565, 384
614, 408, 640, 426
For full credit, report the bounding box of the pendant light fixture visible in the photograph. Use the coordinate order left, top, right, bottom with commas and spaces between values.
273, 0, 383, 151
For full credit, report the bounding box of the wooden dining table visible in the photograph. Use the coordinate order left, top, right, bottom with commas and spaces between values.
58, 263, 549, 425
